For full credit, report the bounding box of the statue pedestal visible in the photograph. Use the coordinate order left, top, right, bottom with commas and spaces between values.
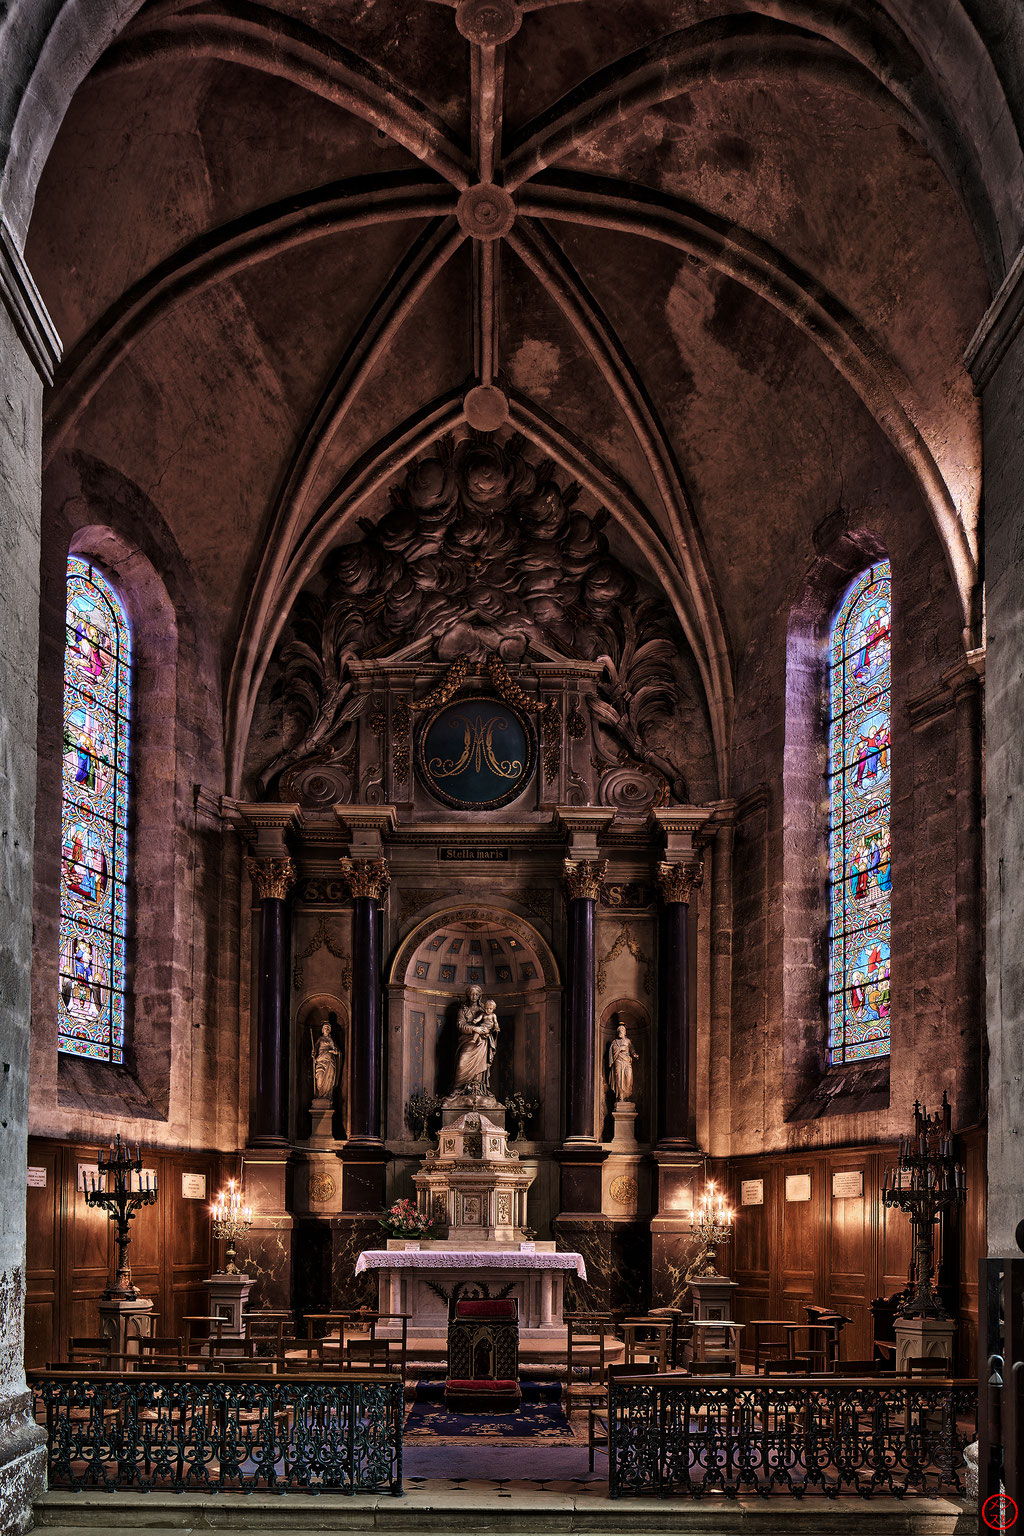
295, 1149, 344, 1215
610, 1101, 639, 1150
98, 1295, 154, 1361
689, 1274, 738, 1322
893, 1313, 956, 1372
204, 1273, 254, 1339
307, 1098, 336, 1145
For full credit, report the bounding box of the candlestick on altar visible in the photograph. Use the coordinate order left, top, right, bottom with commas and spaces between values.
82, 1134, 158, 1301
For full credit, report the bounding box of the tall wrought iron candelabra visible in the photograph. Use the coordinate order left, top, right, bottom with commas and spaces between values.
82, 1134, 157, 1300
882, 1092, 965, 1318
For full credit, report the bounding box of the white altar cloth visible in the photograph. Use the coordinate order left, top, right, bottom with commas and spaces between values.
355, 1249, 587, 1279
356, 1247, 586, 1340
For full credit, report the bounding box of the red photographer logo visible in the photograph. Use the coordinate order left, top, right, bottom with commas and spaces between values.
983, 1493, 1019, 1530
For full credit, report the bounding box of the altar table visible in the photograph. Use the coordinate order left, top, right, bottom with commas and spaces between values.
354, 1248, 586, 1340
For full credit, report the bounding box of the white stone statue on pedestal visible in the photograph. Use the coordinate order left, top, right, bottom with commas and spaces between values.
607, 1020, 639, 1104
311, 1017, 340, 1104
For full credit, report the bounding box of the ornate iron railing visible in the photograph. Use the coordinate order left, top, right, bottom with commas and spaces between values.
30, 1369, 403, 1495
608, 1373, 977, 1499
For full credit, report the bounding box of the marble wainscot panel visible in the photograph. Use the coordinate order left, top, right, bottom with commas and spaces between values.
327, 1218, 380, 1311
553, 1217, 651, 1313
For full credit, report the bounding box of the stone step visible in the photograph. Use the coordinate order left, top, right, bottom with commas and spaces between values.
33, 1489, 974, 1534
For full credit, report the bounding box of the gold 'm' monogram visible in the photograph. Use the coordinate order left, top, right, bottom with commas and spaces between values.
429, 712, 523, 781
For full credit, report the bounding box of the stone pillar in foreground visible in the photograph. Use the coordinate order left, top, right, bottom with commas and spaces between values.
0, 223, 60, 1527
338, 856, 390, 1146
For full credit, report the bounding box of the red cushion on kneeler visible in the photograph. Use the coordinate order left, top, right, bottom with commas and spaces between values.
445, 1379, 519, 1392
454, 1299, 518, 1318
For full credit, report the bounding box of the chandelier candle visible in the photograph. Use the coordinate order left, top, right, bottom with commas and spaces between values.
687, 1181, 735, 1278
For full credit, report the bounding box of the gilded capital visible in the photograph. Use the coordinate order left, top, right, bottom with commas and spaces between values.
657, 859, 704, 905
563, 858, 606, 901
246, 856, 296, 902
339, 856, 391, 903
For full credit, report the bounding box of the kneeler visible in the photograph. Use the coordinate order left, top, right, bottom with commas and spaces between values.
445, 1298, 521, 1411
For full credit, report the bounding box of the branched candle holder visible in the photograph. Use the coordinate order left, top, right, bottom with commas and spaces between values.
882, 1092, 965, 1319
686, 1179, 734, 1279
83, 1134, 157, 1301
211, 1179, 253, 1276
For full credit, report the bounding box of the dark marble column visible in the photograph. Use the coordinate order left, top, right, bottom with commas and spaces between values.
656, 858, 703, 1147
562, 858, 604, 1143
246, 857, 296, 1145
338, 857, 391, 1213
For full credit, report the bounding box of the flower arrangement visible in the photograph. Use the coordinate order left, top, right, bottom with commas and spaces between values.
379, 1197, 436, 1240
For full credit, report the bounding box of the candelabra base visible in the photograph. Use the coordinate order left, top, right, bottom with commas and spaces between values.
98, 1295, 154, 1363
689, 1274, 738, 1323
892, 1313, 955, 1374
204, 1272, 254, 1340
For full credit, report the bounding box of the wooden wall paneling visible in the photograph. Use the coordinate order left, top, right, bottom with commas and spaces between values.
878, 1148, 913, 1300
824, 1149, 877, 1359
67, 1142, 115, 1344
957, 1126, 985, 1375
780, 1157, 823, 1321
164, 1153, 216, 1341
25, 1137, 224, 1366
728, 1161, 773, 1361
24, 1141, 62, 1368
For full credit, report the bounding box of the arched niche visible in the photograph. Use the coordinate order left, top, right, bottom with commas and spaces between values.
599, 997, 651, 1144
294, 993, 349, 1142
386, 907, 561, 1145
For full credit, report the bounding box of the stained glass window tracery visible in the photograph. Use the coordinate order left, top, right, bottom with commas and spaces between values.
827, 561, 891, 1065
59, 556, 131, 1063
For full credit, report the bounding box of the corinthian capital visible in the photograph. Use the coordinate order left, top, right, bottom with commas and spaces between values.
246, 856, 296, 902
563, 858, 606, 901
339, 856, 391, 902
657, 858, 704, 905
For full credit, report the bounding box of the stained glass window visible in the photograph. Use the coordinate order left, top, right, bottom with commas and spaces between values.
59, 557, 131, 1063
827, 561, 891, 1065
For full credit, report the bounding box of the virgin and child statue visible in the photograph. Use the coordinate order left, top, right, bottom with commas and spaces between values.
449, 983, 501, 1102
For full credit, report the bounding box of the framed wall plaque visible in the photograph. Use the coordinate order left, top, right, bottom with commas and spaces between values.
417, 695, 535, 809
785, 1173, 812, 1202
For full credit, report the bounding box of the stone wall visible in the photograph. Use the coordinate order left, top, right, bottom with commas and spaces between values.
974, 259, 1024, 1255
723, 478, 984, 1155
28, 450, 240, 1154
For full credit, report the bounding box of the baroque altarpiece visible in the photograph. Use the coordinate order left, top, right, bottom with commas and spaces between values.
233, 433, 723, 1312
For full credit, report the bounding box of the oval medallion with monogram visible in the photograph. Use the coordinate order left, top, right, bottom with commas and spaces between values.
417, 695, 535, 809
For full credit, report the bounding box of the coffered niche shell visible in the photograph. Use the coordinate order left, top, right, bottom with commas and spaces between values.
386, 908, 562, 1149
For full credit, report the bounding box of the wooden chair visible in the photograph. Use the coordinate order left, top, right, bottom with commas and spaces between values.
587, 1362, 658, 1471
749, 1319, 791, 1374
565, 1314, 612, 1418
66, 1335, 113, 1365
135, 1336, 183, 1369
834, 1359, 882, 1376
763, 1357, 812, 1375
622, 1317, 672, 1372
906, 1355, 949, 1376
646, 1307, 687, 1368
